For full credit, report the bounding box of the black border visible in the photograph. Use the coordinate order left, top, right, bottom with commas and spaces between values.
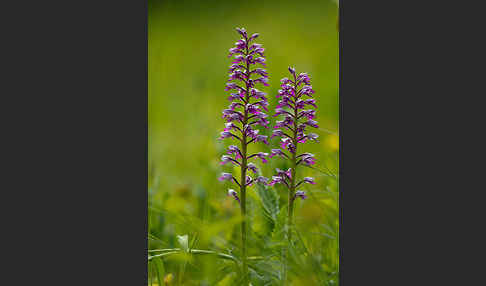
3, 0, 148, 284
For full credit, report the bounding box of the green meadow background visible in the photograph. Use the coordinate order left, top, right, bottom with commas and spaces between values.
148, 0, 339, 284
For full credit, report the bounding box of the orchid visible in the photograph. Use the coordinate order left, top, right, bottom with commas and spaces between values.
269, 67, 319, 248
218, 27, 270, 284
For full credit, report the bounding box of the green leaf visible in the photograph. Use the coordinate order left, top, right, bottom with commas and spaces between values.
271, 206, 288, 243
152, 257, 165, 286
256, 184, 279, 222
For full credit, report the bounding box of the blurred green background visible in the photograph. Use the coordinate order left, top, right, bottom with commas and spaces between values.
148, 0, 339, 285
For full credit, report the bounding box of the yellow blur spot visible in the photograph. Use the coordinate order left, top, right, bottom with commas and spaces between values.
164, 273, 173, 284
324, 134, 339, 152
300, 202, 324, 224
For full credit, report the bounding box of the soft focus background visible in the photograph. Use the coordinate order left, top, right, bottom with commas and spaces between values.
148, 0, 339, 285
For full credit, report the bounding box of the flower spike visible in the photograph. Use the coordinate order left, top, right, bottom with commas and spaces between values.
268, 67, 320, 256
218, 28, 269, 284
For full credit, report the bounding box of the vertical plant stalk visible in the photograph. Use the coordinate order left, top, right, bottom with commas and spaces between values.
284, 74, 299, 285
287, 71, 299, 245
218, 27, 270, 285
240, 58, 249, 282
268, 67, 319, 284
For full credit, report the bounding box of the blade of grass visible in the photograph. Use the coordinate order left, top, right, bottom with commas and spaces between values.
153, 257, 165, 286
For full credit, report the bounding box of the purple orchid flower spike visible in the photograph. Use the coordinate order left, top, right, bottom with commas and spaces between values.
268, 67, 319, 246
219, 28, 270, 283
219, 27, 270, 189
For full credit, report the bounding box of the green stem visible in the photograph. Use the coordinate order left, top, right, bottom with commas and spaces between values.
239, 38, 251, 285
285, 72, 299, 285
240, 147, 248, 284
288, 152, 296, 243
148, 249, 240, 262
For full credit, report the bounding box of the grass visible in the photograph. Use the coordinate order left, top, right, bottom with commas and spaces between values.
148, 0, 339, 284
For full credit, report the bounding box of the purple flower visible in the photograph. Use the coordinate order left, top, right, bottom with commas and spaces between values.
229, 64, 245, 73
269, 148, 288, 158
220, 155, 232, 165
222, 109, 244, 122
274, 121, 285, 129
294, 190, 307, 200
250, 118, 269, 128
228, 113, 244, 123
253, 57, 266, 66
224, 122, 238, 132
245, 175, 253, 186
219, 131, 238, 140
297, 131, 320, 143
252, 68, 268, 77
234, 39, 246, 49
301, 177, 315, 185
247, 163, 258, 174
280, 77, 292, 84
249, 43, 261, 50
280, 137, 293, 151
225, 82, 243, 91
302, 156, 315, 165
220, 155, 239, 165
304, 119, 319, 128
246, 126, 259, 138
286, 168, 292, 178
297, 136, 306, 144
253, 77, 269, 86
227, 145, 242, 160
228, 189, 240, 204
227, 144, 240, 152
254, 100, 269, 112
298, 153, 316, 165
268, 175, 284, 186
303, 99, 317, 108
255, 176, 268, 184
232, 55, 244, 64
228, 47, 243, 58
276, 168, 292, 179
299, 109, 316, 120
307, 133, 319, 141
250, 88, 267, 100
297, 73, 311, 85
228, 92, 242, 101
246, 104, 260, 114
253, 47, 265, 57
274, 108, 292, 118
236, 27, 247, 38
300, 85, 314, 96
251, 111, 269, 121
228, 102, 243, 111
219, 172, 233, 181
249, 152, 268, 163
271, 129, 284, 139
254, 135, 269, 144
